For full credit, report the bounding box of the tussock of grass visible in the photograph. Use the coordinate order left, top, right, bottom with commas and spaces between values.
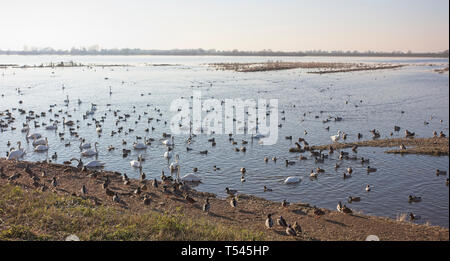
0, 184, 264, 241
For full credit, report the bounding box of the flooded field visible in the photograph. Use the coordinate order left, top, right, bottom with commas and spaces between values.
0, 55, 448, 227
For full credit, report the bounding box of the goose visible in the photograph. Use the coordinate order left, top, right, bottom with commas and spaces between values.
85, 160, 106, 168
284, 176, 300, 184
34, 138, 49, 151
81, 142, 99, 157
331, 130, 341, 142
265, 214, 274, 229
7, 142, 26, 160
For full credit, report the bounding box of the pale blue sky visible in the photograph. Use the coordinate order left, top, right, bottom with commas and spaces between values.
1, 0, 448, 52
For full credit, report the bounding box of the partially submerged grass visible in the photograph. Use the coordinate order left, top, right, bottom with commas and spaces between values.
310, 137, 449, 156
209, 61, 404, 73
0, 184, 264, 241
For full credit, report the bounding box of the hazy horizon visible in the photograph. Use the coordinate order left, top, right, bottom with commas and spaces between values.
1, 0, 449, 53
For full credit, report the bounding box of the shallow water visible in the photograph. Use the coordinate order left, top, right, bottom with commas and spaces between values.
0, 55, 448, 227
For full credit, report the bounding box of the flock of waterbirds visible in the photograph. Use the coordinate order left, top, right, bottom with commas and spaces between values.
0, 84, 448, 236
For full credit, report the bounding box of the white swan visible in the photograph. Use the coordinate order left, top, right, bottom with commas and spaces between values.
26, 129, 41, 140
32, 137, 47, 147
164, 148, 173, 159
331, 130, 341, 142
284, 176, 301, 184
130, 156, 143, 168
181, 173, 202, 182
133, 142, 147, 150
85, 160, 105, 168
34, 138, 49, 152
169, 154, 180, 171
7, 142, 26, 160
79, 140, 91, 150
162, 136, 174, 146
81, 142, 99, 157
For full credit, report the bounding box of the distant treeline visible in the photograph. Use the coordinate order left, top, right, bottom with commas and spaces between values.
0, 48, 448, 58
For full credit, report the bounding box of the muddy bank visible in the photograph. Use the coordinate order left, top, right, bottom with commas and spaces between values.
310, 137, 449, 156
0, 158, 448, 241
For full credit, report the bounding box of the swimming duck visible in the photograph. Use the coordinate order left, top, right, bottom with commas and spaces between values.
299, 155, 307, 160
310, 170, 318, 179
408, 195, 422, 203
225, 187, 238, 196
265, 214, 274, 229
365, 185, 371, 191
343, 172, 351, 179
264, 186, 273, 192
348, 196, 361, 203
366, 166, 377, 173
264, 157, 269, 163
347, 167, 353, 174
285, 160, 295, 166
436, 169, 447, 176
361, 157, 369, 164
240, 167, 246, 174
